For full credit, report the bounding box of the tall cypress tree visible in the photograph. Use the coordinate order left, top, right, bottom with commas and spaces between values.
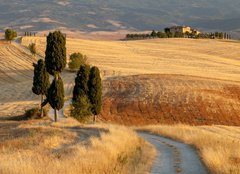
44, 31, 66, 121
45, 31, 66, 76
88, 66, 102, 122
32, 59, 50, 117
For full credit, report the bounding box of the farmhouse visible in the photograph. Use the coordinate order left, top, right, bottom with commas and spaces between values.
170, 26, 201, 35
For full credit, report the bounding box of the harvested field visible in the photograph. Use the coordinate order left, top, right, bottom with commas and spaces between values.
22, 37, 240, 81
1, 38, 240, 125
101, 74, 240, 125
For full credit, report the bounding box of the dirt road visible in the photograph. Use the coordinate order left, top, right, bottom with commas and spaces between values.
138, 132, 210, 174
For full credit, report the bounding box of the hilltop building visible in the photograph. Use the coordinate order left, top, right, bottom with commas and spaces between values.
169, 26, 201, 35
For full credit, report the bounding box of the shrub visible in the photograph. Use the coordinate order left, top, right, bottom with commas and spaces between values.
24, 107, 49, 119
68, 52, 88, 71
25, 108, 40, 119
29, 43, 37, 56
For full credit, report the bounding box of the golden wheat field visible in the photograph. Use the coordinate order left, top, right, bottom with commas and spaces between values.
21, 37, 240, 81
1, 36, 240, 173
141, 124, 240, 173
2, 38, 240, 125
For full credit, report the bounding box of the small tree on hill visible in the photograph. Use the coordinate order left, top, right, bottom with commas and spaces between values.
88, 66, 102, 122
68, 52, 87, 71
44, 31, 66, 122
5, 29, 17, 43
46, 77, 65, 121
151, 30, 157, 38
29, 43, 37, 56
32, 59, 50, 117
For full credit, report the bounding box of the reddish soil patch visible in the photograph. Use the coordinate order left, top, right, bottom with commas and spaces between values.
100, 74, 240, 126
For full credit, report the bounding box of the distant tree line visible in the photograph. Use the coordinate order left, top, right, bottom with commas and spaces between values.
125, 29, 232, 40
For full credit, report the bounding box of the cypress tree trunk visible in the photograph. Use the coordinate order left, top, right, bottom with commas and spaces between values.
40, 94, 43, 117
54, 73, 59, 122
93, 115, 96, 123
54, 108, 58, 122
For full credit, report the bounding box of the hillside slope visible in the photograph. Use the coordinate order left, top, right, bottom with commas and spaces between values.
0, 42, 36, 84
102, 74, 240, 125
2, 38, 240, 125
22, 37, 240, 81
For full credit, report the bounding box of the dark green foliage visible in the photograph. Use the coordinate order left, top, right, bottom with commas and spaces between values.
24, 107, 49, 120
157, 31, 167, 38
71, 95, 91, 122
29, 43, 37, 56
126, 29, 230, 40
25, 108, 39, 119
68, 52, 87, 71
150, 30, 157, 37
32, 59, 50, 96
164, 28, 171, 33
47, 77, 65, 110
45, 31, 66, 76
5, 29, 17, 42
71, 65, 92, 120
174, 32, 184, 38
72, 65, 90, 102
88, 66, 102, 115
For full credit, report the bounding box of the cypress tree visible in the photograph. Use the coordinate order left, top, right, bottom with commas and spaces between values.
72, 65, 91, 121
45, 31, 66, 76
72, 65, 90, 102
151, 30, 157, 38
88, 66, 102, 122
32, 59, 50, 117
47, 77, 65, 121
44, 31, 66, 121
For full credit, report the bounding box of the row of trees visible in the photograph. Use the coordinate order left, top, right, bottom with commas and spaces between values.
33, 31, 66, 121
32, 31, 102, 122
24, 32, 36, 37
125, 30, 232, 40
72, 65, 102, 122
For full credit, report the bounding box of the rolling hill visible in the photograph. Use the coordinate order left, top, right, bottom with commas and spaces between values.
1, 37, 240, 125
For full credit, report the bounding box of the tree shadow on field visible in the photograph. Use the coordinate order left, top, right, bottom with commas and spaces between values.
51, 126, 109, 153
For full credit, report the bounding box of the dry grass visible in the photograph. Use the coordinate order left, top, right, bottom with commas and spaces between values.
141, 124, 240, 173
1, 38, 240, 125
22, 37, 240, 81
0, 119, 155, 174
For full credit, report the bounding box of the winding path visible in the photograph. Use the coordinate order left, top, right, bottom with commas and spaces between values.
47, 99, 210, 173
138, 132, 210, 174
